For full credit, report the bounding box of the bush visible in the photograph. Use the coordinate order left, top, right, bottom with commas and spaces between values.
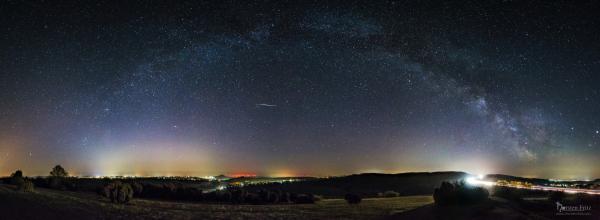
292, 193, 315, 204
11, 170, 23, 178
18, 180, 35, 192
344, 193, 362, 204
50, 165, 68, 177
115, 183, 134, 203
102, 181, 133, 204
433, 181, 489, 206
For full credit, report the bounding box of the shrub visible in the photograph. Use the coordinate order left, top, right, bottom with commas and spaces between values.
102, 181, 134, 204
293, 193, 315, 204
433, 181, 489, 206
18, 180, 35, 192
433, 181, 455, 206
344, 193, 362, 204
115, 183, 134, 203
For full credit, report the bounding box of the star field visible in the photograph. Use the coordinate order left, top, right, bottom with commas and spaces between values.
1, 0, 599, 179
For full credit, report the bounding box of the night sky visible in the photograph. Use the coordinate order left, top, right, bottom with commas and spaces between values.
1, 1, 599, 179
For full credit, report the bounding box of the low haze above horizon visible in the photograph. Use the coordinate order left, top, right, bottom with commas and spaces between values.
1, 1, 599, 179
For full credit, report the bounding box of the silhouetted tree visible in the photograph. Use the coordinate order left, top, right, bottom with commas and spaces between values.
11, 170, 23, 178
10, 170, 25, 185
50, 165, 68, 177
102, 181, 133, 204
47, 165, 68, 189
433, 181, 455, 206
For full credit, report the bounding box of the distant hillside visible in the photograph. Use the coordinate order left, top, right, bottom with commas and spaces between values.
485, 174, 550, 185
485, 174, 600, 185
244, 172, 468, 197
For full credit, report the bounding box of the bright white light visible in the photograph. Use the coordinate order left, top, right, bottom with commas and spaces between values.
466, 177, 477, 185
465, 176, 495, 186
477, 174, 484, 179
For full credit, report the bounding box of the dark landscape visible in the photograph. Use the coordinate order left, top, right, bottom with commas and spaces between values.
1, 0, 600, 219
1, 167, 599, 219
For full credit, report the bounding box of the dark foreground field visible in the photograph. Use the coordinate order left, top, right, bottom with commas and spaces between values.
3, 183, 598, 219
0, 184, 432, 219
390, 196, 599, 220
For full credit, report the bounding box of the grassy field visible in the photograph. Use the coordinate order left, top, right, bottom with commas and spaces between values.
0, 184, 432, 219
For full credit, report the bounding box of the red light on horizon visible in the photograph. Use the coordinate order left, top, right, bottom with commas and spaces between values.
229, 172, 257, 178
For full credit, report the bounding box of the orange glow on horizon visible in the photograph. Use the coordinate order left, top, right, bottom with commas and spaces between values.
228, 172, 257, 178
